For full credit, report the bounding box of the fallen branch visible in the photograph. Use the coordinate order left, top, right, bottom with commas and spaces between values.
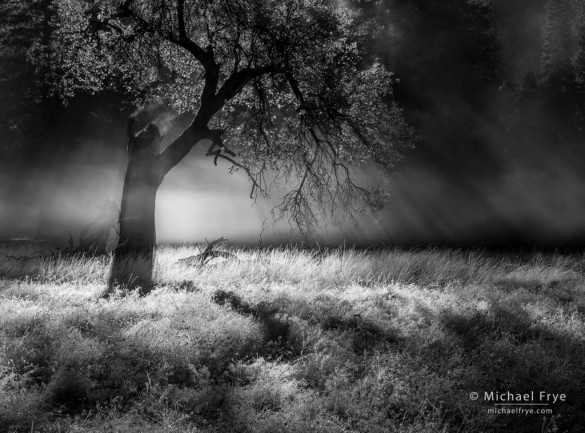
177, 237, 238, 266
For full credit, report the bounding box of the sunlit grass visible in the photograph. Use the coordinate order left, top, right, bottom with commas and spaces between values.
1, 243, 584, 432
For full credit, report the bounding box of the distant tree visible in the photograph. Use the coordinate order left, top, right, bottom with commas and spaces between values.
38, 0, 414, 293
1, 0, 125, 240
541, 0, 576, 82
525, 0, 585, 132
540, 0, 579, 121
575, 31, 585, 87
0, 0, 61, 234
573, 23, 585, 128
352, 0, 503, 185
0, 0, 54, 168
359, 0, 502, 111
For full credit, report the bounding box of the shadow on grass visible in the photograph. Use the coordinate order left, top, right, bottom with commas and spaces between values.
3, 245, 585, 433
436, 300, 585, 433
211, 289, 404, 357
211, 289, 301, 360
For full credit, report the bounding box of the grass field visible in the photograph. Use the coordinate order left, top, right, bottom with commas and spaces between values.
1, 242, 584, 432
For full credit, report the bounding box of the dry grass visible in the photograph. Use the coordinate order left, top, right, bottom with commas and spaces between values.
1, 242, 584, 432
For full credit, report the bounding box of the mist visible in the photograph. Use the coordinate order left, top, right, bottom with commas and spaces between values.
2, 0, 585, 248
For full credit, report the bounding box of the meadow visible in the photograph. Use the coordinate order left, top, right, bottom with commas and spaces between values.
1, 241, 584, 433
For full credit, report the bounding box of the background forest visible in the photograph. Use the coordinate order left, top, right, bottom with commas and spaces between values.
3, 0, 585, 247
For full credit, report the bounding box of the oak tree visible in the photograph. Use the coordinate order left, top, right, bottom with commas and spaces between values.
40, 0, 414, 292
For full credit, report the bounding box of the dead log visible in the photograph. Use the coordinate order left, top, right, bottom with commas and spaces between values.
178, 237, 238, 266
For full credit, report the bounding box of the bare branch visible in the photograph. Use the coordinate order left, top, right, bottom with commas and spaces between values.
205, 130, 263, 199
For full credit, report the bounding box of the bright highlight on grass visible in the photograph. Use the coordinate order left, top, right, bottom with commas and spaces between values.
1, 243, 584, 432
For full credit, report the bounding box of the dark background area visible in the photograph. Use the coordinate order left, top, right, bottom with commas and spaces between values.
2, 0, 585, 247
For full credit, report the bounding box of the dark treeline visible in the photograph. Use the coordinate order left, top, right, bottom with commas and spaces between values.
358, 0, 585, 246
0, 0, 128, 237
2, 0, 585, 246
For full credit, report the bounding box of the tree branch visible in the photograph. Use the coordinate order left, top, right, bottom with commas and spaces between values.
157, 120, 208, 176
174, 0, 219, 104
217, 65, 284, 102
205, 130, 263, 199
118, 0, 219, 103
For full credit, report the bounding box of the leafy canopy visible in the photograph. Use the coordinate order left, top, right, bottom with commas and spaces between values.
40, 0, 414, 231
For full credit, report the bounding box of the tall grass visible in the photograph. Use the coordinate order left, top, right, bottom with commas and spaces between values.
1, 243, 584, 432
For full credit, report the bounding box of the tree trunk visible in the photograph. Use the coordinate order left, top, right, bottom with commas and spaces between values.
106, 123, 163, 296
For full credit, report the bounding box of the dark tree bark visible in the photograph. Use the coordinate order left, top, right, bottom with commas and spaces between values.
107, 121, 164, 295
103, 106, 211, 296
